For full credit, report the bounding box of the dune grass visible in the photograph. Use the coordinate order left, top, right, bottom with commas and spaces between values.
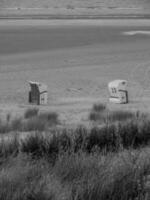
0, 108, 59, 134
0, 112, 150, 159
0, 105, 149, 199
0, 147, 149, 200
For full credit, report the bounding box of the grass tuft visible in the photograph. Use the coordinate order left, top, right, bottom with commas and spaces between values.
38, 112, 58, 126
89, 103, 136, 123
23, 111, 59, 131
24, 107, 39, 119
92, 103, 106, 112
0, 110, 59, 133
106, 110, 136, 123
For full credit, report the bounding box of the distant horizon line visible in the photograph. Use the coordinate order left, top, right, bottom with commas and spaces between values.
0, 14, 150, 20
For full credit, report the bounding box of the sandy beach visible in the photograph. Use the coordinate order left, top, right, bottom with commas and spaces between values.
0, 19, 150, 123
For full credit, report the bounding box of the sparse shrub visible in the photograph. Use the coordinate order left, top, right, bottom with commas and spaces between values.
0, 110, 59, 134
23, 116, 47, 132
6, 113, 11, 123
89, 103, 136, 123
20, 133, 44, 157
106, 110, 135, 123
20, 133, 59, 163
38, 112, 58, 126
118, 117, 150, 148
10, 117, 23, 131
24, 107, 39, 119
84, 124, 121, 153
0, 110, 59, 133
0, 117, 23, 133
58, 130, 71, 152
20, 133, 57, 159
89, 103, 106, 122
23, 112, 58, 132
89, 111, 105, 122
66, 4, 74, 9
0, 119, 10, 133
92, 103, 106, 113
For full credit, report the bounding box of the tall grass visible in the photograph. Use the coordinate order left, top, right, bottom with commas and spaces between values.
0, 106, 149, 199
0, 136, 19, 159
0, 147, 149, 200
53, 149, 150, 200
0, 155, 56, 200
0, 113, 149, 160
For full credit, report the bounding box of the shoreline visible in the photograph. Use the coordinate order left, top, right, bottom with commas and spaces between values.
0, 8, 150, 19
0, 14, 150, 20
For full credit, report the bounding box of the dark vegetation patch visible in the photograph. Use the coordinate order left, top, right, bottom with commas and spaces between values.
24, 107, 39, 119
0, 148, 149, 200
0, 113, 150, 160
0, 105, 149, 199
0, 108, 58, 133
89, 103, 136, 123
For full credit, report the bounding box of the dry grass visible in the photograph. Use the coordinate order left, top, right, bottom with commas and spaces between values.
0, 110, 150, 158
0, 107, 149, 199
0, 109, 59, 133
0, 147, 149, 200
